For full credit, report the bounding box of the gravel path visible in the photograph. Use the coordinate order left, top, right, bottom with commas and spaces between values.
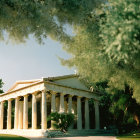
29, 136, 117, 140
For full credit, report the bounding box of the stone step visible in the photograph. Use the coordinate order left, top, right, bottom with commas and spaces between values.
48, 129, 118, 138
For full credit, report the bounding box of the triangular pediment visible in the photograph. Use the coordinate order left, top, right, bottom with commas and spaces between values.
46, 75, 89, 91
7, 79, 41, 92
7, 75, 89, 93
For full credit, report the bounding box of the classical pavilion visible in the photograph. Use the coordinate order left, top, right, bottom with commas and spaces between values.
0, 74, 100, 137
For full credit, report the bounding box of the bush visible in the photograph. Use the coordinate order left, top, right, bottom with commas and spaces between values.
48, 112, 74, 132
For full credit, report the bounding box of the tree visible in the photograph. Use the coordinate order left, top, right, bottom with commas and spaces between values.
100, 0, 140, 101
108, 85, 140, 133
98, 81, 140, 133
0, 79, 4, 94
0, 0, 100, 43
61, 0, 140, 102
0, 0, 139, 101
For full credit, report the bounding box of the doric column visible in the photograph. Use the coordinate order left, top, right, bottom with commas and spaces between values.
18, 101, 23, 129
85, 98, 89, 129
0, 101, 4, 129
68, 95, 74, 129
51, 92, 56, 112
68, 95, 73, 113
64, 101, 67, 113
23, 95, 28, 129
14, 97, 19, 129
32, 93, 37, 129
51, 92, 56, 129
7, 99, 12, 129
60, 93, 65, 113
55, 97, 60, 112
72, 102, 77, 114
41, 90, 47, 129
94, 100, 100, 129
77, 96, 82, 130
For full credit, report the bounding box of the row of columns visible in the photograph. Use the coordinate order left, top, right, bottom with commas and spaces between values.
0, 91, 100, 130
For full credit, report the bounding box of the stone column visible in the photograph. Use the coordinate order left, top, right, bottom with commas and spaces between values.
23, 95, 28, 129
14, 97, 19, 129
0, 101, 4, 129
68, 95, 73, 113
72, 102, 77, 115
51, 92, 56, 129
60, 93, 65, 113
41, 90, 47, 129
64, 101, 67, 113
7, 99, 12, 129
51, 92, 56, 112
77, 96, 82, 130
68, 95, 74, 129
18, 101, 23, 129
32, 93, 37, 129
55, 97, 60, 112
94, 100, 100, 129
85, 98, 89, 129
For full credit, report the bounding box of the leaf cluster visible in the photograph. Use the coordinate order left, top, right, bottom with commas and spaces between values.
48, 112, 74, 132
0, 79, 4, 94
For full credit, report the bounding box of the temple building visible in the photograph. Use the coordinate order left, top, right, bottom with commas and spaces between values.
0, 75, 100, 137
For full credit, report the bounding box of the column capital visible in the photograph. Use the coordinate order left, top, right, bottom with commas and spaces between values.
51, 91, 57, 95
69, 94, 73, 97
60, 93, 66, 96
23, 94, 28, 97
42, 87, 47, 93
8, 99, 12, 101
32, 91, 38, 95
15, 96, 20, 100
1, 100, 5, 103
85, 97, 89, 100
77, 96, 82, 99
94, 100, 99, 104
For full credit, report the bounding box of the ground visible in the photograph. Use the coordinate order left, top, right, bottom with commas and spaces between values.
29, 136, 117, 140
117, 133, 140, 140
1, 133, 140, 140
0, 134, 29, 140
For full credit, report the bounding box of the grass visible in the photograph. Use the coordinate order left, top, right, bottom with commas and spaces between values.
117, 133, 140, 140
0, 134, 29, 140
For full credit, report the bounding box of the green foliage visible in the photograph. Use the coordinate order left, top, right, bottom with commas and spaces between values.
0, 0, 139, 101
0, 79, 4, 94
99, 82, 140, 134
0, 0, 100, 43
0, 134, 29, 140
48, 112, 74, 132
100, 0, 140, 101
61, 0, 140, 102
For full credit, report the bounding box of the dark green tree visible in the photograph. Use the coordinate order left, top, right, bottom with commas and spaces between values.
0, 0, 139, 102
99, 81, 140, 133
61, 0, 140, 102
0, 79, 4, 94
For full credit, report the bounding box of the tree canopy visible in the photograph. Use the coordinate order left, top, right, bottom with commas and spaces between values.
0, 0, 140, 101
61, 0, 140, 102
0, 79, 4, 94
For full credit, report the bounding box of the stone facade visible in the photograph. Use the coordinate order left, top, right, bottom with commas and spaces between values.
0, 75, 100, 137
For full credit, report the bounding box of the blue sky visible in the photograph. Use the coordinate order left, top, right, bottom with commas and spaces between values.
0, 35, 74, 92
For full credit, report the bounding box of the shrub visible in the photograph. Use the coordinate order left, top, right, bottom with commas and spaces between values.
48, 112, 74, 132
